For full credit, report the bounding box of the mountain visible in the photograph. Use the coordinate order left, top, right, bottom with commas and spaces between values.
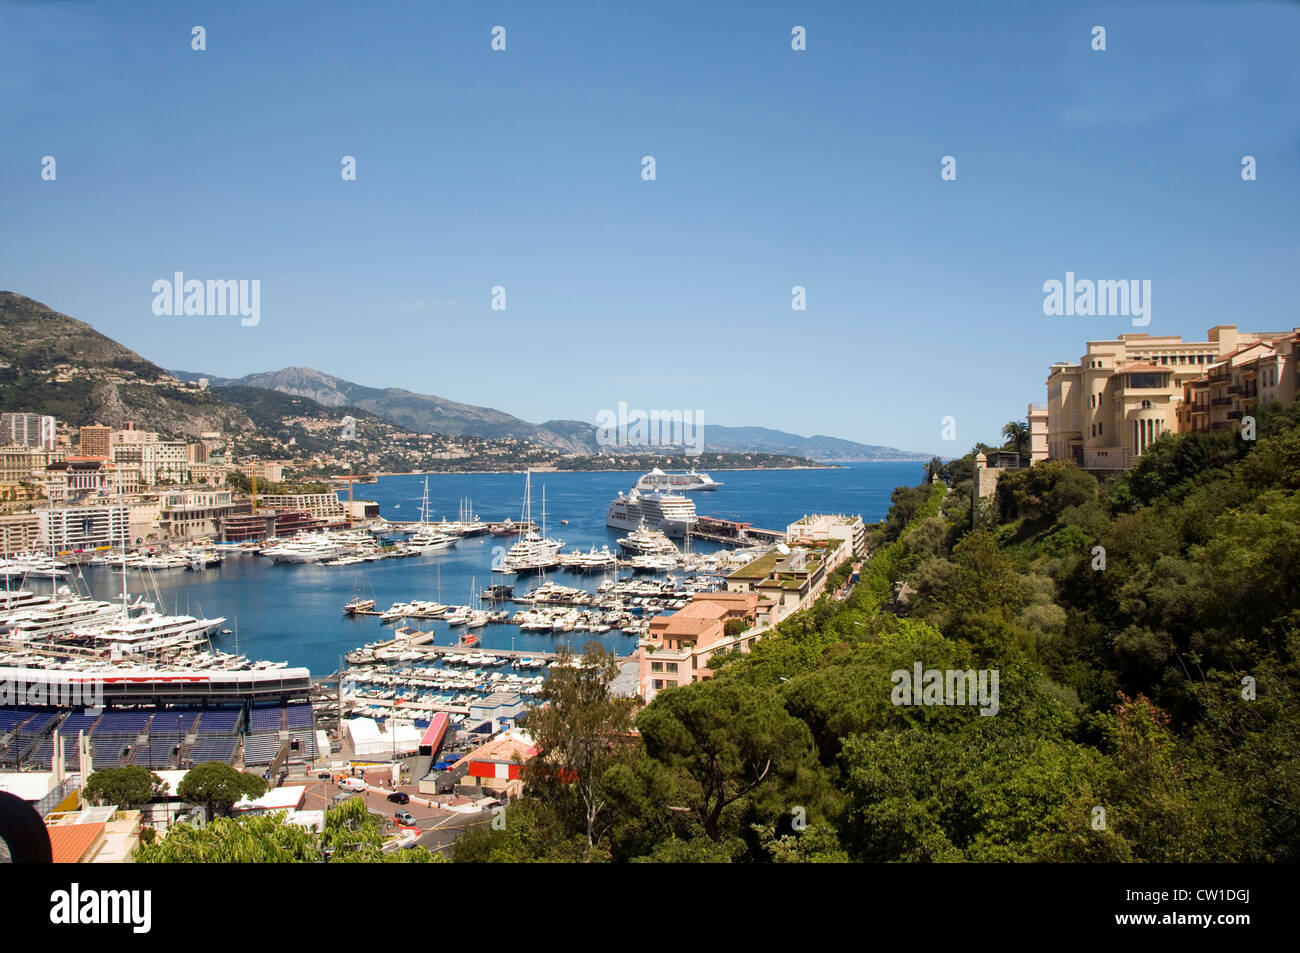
174, 367, 930, 461
0, 292, 254, 438
176, 366, 597, 454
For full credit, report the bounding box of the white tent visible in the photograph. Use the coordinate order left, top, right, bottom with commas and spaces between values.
346, 717, 421, 758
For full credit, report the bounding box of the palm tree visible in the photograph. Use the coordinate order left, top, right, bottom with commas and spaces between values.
1001, 421, 1030, 462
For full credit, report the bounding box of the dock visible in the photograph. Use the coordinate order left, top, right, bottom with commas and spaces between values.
691, 515, 785, 546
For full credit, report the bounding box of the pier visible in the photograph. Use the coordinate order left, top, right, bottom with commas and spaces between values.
691, 516, 786, 546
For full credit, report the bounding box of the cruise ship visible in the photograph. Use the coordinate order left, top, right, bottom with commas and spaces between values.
606, 487, 698, 538
635, 467, 723, 492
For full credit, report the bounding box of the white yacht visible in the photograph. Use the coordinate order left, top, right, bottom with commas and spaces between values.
408, 530, 458, 552
635, 467, 723, 492
616, 521, 680, 556
0, 587, 54, 614
1, 596, 143, 640
407, 477, 460, 552
74, 610, 227, 651
261, 534, 346, 564
495, 473, 563, 574
606, 487, 698, 538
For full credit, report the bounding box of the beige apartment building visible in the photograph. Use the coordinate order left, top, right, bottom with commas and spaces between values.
1045, 325, 1299, 469
78, 424, 112, 458
1177, 335, 1299, 434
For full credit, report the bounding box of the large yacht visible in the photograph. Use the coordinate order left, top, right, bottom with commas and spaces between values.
0, 587, 54, 614
73, 610, 227, 654
635, 467, 723, 492
407, 530, 458, 552
262, 536, 346, 564
494, 472, 563, 574
1, 595, 145, 640
606, 487, 698, 538
616, 521, 679, 557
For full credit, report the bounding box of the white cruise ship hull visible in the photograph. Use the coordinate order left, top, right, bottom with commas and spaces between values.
606, 509, 696, 539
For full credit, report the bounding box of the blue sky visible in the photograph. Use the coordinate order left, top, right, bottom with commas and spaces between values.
1, 0, 1297, 455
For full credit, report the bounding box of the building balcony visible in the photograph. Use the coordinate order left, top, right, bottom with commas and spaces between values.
1210, 397, 1234, 407
1227, 411, 1244, 420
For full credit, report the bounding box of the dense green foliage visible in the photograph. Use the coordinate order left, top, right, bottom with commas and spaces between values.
175, 762, 268, 820
135, 794, 444, 863
82, 766, 167, 808
454, 402, 1300, 862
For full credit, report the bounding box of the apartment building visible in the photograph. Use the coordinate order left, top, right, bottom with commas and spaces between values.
0, 413, 57, 451
40, 503, 130, 554
254, 493, 347, 524
139, 442, 188, 485
0, 446, 66, 485
786, 513, 866, 558
1045, 325, 1298, 468
157, 489, 236, 539
1027, 402, 1049, 463
1177, 333, 1299, 434
0, 513, 43, 555
237, 462, 285, 484
110, 423, 158, 446
725, 547, 826, 619
637, 592, 760, 702
78, 425, 112, 458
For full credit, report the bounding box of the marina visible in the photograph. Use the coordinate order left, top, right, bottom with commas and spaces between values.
1, 465, 911, 678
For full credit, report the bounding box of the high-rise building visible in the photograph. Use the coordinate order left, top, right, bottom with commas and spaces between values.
78, 424, 112, 458
0, 413, 57, 451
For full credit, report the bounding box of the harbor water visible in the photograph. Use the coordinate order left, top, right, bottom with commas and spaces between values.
66, 463, 921, 675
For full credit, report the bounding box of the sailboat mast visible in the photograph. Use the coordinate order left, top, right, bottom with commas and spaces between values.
120, 481, 129, 613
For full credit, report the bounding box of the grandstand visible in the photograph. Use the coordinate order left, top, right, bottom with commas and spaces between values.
1, 697, 317, 773
242, 703, 318, 765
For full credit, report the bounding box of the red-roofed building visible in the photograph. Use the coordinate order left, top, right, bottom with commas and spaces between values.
47, 822, 106, 864
636, 591, 760, 702
463, 730, 537, 795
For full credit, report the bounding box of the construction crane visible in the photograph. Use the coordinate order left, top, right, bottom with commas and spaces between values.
332, 473, 375, 504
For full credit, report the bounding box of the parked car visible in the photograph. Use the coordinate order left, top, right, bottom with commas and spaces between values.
338, 777, 367, 793
394, 810, 416, 826
386, 791, 410, 804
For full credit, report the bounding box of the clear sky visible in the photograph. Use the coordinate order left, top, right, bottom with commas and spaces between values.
2, 0, 1297, 455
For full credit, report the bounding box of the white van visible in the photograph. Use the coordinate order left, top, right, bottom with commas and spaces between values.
338, 777, 367, 793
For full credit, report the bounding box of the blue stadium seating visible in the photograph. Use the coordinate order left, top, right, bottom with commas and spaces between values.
185, 739, 237, 764
194, 710, 241, 735
148, 710, 198, 738
285, 703, 313, 729
248, 706, 283, 732
242, 735, 281, 765
90, 710, 152, 738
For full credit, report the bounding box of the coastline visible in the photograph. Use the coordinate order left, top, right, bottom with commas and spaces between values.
355, 461, 926, 478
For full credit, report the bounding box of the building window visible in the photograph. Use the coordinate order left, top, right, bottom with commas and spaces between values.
651, 662, 663, 673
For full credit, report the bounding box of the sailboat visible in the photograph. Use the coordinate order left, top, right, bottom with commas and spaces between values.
466, 576, 488, 629
408, 477, 458, 552
494, 472, 563, 574
343, 576, 377, 614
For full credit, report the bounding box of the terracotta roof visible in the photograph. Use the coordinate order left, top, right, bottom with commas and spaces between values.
47, 822, 105, 864
466, 732, 536, 765
653, 600, 731, 637
1116, 363, 1165, 374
